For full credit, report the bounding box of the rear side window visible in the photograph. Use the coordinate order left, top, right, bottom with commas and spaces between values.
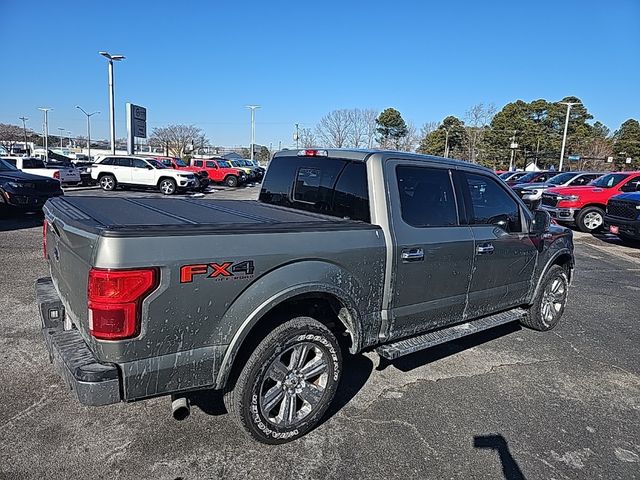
23, 159, 46, 168
396, 166, 458, 227
260, 156, 370, 222
463, 172, 522, 233
193, 160, 203, 167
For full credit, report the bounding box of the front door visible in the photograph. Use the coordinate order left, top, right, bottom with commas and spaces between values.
387, 162, 475, 340
457, 170, 538, 318
130, 158, 156, 185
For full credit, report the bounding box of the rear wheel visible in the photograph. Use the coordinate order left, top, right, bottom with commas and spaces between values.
576, 206, 604, 233
159, 178, 177, 195
224, 317, 342, 444
225, 175, 238, 187
99, 174, 117, 191
521, 264, 569, 331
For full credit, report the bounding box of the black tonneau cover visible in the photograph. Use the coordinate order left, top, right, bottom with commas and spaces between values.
45, 196, 376, 237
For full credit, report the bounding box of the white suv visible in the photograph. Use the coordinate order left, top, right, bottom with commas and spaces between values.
90, 156, 196, 195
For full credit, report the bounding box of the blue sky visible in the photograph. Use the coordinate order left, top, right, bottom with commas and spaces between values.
1, 0, 638, 148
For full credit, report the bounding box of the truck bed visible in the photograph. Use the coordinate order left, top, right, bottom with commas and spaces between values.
46, 196, 376, 236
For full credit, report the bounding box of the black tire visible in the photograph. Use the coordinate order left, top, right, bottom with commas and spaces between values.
158, 178, 177, 195
576, 206, 605, 233
521, 264, 569, 331
223, 316, 342, 444
98, 174, 117, 191
225, 175, 238, 187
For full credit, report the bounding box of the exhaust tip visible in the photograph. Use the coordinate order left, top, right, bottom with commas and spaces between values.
171, 396, 191, 421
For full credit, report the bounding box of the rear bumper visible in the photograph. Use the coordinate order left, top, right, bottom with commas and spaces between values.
604, 216, 640, 239
36, 277, 121, 406
540, 205, 578, 222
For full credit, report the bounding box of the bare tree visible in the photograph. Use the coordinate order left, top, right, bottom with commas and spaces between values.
420, 121, 439, 138
362, 109, 378, 148
298, 128, 317, 148
0, 123, 27, 153
149, 124, 209, 157
465, 103, 496, 162
397, 122, 420, 152
315, 109, 352, 148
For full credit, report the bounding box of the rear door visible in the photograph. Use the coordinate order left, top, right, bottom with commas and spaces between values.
456, 170, 537, 318
386, 160, 475, 339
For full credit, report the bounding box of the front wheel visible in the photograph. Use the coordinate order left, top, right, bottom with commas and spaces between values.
521, 264, 569, 331
159, 178, 177, 195
224, 175, 238, 187
576, 206, 604, 233
224, 317, 342, 444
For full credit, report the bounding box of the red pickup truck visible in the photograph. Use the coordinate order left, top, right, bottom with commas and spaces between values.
541, 171, 640, 232
190, 158, 247, 187
154, 156, 211, 191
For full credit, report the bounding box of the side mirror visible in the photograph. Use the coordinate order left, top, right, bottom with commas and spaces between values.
531, 209, 551, 235
147, 165, 153, 170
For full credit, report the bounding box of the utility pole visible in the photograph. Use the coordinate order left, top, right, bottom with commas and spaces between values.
99, 52, 125, 154
245, 105, 261, 162
558, 101, 580, 172
38, 108, 52, 161
58, 128, 65, 147
76, 106, 99, 160
443, 128, 450, 157
19, 116, 29, 155
295, 123, 299, 149
509, 130, 518, 171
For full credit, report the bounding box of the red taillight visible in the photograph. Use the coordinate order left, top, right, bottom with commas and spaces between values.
53, 171, 60, 180
43, 220, 48, 258
297, 149, 328, 157
87, 268, 158, 340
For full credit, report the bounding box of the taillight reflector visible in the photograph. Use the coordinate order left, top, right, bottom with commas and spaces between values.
87, 268, 158, 340
43, 220, 48, 258
53, 171, 60, 180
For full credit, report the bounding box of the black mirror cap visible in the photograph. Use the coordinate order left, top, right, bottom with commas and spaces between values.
531, 209, 551, 234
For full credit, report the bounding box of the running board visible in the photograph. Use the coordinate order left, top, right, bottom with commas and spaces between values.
376, 308, 526, 360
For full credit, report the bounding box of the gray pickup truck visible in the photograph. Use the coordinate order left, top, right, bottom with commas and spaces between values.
37, 148, 574, 443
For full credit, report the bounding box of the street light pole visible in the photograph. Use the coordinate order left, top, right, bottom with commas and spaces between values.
19, 116, 29, 155
76, 106, 100, 160
99, 51, 125, 154
443, 128, 450, 158
558, 101, 580, 172
295, 123, 299, 149
38, 108, 52, 161
245, 105, 261, 162
58, 128, 65, 147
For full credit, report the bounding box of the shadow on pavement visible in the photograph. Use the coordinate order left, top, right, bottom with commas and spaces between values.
0, 211, 44, 232
379, 322, 522, 372
474, 434, 525, 480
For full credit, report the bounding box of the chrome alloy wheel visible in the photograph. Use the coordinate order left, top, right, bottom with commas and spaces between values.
160, 179, 176, 194
259, 342, 329, 427
583, 211, 603, 230
100, 176, 114, 190
541, 275, 567, 326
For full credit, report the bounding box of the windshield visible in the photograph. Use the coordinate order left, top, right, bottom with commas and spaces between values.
546, 172, 578, 185
174, 158, 188, 167
589, 173, 628, 188
0, 159, 18, 171
218, 160, 231, 168
147, 159, 167, 169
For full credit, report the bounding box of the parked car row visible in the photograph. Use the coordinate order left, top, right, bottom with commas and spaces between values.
88, 155, 265, 195
499, 169, 640, 244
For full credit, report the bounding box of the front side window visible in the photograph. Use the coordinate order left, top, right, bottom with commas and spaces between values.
218, 161, 231, 168
396, 166, 457, 227
464, 172, 522, 233
620, 176, 640, 192
590, 173, 628, 188
23, 159, 46, 168
205, 161, 217, 168
116, 158, 132, 167
193, 160, 203, 167
132, 159, 148, 168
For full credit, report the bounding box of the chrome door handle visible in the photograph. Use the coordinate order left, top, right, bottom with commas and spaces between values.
476, 243, 494, 255
401, 247, 424, 262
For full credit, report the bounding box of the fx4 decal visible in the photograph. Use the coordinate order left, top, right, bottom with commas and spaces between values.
180, 260, 255, 283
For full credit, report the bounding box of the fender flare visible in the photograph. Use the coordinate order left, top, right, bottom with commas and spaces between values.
530, 248, 574, 302
214, 271, 364, 390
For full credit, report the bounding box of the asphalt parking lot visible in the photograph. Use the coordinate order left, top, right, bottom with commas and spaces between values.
1, 186, 639, 479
